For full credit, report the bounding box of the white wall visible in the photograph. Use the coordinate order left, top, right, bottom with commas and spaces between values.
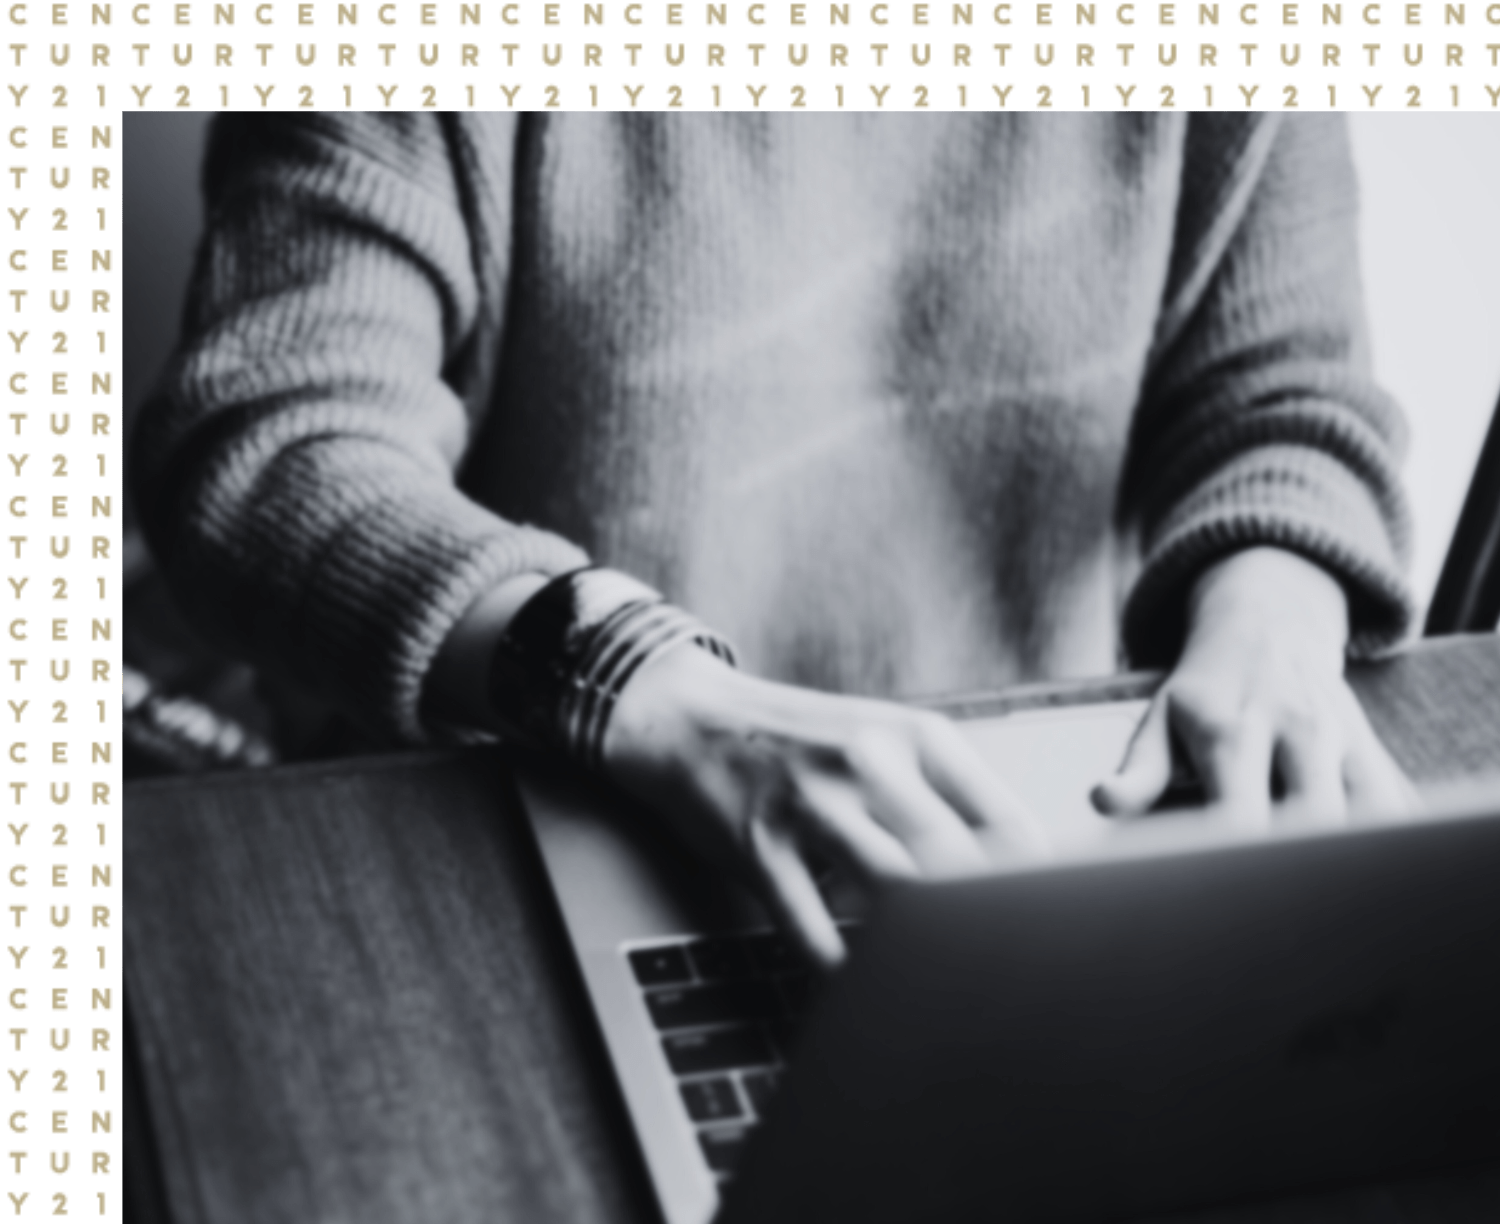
1348, 115, 1500, 618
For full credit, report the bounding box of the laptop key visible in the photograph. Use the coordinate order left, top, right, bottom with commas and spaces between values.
645, 982, 779, 1031
627, 945, 693, 987
746, 933, 805, 974
698, 1125, 752, 1174
679, 1077, 744, 1123
663, 1027, 774, 1075
741, 1070, 780, 1118
687, 937, 754, 981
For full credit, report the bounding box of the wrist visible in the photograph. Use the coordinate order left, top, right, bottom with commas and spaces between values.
1186, 546, 1350, 658
485, 567, 738, 768
603, 641, 751, 776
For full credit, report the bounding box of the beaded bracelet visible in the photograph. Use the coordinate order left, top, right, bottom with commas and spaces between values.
487, 567, 737, 770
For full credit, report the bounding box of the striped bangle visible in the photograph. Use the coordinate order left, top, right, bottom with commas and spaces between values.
487, 567, 737, 770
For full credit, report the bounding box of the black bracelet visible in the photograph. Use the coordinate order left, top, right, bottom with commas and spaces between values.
487, 567, 737, 769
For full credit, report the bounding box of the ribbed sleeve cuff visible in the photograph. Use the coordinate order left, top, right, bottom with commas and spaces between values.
363, 530, 588, 748
1123, 445, 1416, 668
301, 503, 589, 747
179, 427, 591, 748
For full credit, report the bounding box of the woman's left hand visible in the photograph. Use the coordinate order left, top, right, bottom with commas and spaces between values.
1092, 546, 1419, 827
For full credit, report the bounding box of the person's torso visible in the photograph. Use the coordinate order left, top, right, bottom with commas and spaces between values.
463, 114, 1189, 697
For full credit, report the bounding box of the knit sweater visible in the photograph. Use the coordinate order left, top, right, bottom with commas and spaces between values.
132, 114, 1415, 746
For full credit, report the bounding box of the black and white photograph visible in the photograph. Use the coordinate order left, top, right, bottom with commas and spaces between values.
121, 112, 1500, 1224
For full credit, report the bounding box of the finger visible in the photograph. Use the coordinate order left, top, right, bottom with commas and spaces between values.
796, 776, 923, 886
914, 715, 1049, 858
863, 762, 992, 878
1274, 728, 1347, 827
1091, 693, 1173, 817
1343, 720, 1422, 823
747, 819, 846, 971
1184, 712, 1274, 831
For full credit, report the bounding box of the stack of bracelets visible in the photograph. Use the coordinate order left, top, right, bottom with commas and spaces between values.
487, 567, 738, 771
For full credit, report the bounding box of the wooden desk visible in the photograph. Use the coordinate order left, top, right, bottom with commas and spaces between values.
125, 635, 1500, 1224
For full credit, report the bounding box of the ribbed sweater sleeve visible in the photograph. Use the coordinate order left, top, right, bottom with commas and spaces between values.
130, 114, 588, 744
1121, 114, 1415, 667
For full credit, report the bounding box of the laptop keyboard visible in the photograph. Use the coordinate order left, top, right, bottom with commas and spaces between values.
625, 929, 851, 1180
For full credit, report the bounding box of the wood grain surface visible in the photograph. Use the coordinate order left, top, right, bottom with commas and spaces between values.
125, 635, 1500, 1224
126, 752, 658, 1224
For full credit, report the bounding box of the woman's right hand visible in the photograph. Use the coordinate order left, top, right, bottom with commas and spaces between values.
603, 644, 1048, 969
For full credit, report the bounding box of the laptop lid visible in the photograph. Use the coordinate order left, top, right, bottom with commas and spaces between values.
719, 790, 1500, 1224
512, 699, 1155, 1224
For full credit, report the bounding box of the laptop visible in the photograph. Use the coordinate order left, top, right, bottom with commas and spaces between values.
511, 698, 1500, 1224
